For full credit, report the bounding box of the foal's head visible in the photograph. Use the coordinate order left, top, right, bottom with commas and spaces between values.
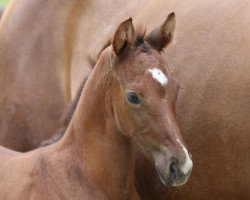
106, 12, 192, 187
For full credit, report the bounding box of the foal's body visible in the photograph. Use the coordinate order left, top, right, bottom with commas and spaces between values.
0, 51, 139, 200
1, 150, 116, 199
0, 43, 138, 198
1, 147, 90, 199
0, 137, 137, 200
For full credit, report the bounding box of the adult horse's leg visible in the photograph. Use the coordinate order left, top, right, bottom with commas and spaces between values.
0, 7, 4, 19
0, 0, 69, 151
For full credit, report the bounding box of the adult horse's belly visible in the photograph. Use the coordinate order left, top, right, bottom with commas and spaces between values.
0, 0, 68, 151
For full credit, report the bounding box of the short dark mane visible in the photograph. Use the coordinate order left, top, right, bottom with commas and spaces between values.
134, 28, 146, 46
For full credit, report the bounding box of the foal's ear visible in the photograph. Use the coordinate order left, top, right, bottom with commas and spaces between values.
146, 12, 176, 51
112, 18, 135, 55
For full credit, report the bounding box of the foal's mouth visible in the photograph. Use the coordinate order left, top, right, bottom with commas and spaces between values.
155, 165, 174, 187
156, 164, 192, 187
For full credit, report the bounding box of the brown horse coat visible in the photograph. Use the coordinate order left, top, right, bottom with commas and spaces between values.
0, 0, 249, 199
0, 18, 192, 199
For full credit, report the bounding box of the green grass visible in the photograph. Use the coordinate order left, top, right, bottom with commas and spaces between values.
0, 0, 9, 7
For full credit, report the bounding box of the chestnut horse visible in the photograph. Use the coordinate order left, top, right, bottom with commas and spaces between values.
0, 16, 193, 199
0, 0, 250, 200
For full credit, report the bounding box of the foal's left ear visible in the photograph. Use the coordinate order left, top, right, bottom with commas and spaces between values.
146, 12, 176, 51
112, 18, 135, 55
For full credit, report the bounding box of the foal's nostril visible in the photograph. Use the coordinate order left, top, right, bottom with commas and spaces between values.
189, 152, 192, 159
170, 159, 178, 179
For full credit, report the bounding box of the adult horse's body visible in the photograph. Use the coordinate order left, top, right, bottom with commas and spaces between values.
0, 0, 250, 199
0, 17, 193, 199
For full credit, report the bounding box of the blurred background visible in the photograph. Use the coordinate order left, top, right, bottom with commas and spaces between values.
0, 0, 9, 7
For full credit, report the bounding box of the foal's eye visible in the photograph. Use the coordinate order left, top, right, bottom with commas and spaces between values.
126, 93, 140, 105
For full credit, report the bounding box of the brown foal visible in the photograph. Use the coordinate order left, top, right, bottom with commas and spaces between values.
0, 13, 192, 199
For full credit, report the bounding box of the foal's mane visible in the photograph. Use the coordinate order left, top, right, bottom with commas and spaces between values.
41, 30, 147, 146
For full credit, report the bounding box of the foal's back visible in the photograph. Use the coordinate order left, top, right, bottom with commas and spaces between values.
0, 146, 39, 199
0, 145, 104, 200
0, 146, 19, 162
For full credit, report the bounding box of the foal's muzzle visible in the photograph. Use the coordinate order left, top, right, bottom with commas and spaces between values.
155, 155, 193, 187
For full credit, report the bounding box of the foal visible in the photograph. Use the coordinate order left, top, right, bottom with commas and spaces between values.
0, 12, 192, 200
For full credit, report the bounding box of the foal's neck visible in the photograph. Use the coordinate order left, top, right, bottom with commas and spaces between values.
59, 50, 138, 199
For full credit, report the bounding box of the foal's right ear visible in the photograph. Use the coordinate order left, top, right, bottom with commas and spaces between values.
112, 18, 135, 55
146, 12, 176, 51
